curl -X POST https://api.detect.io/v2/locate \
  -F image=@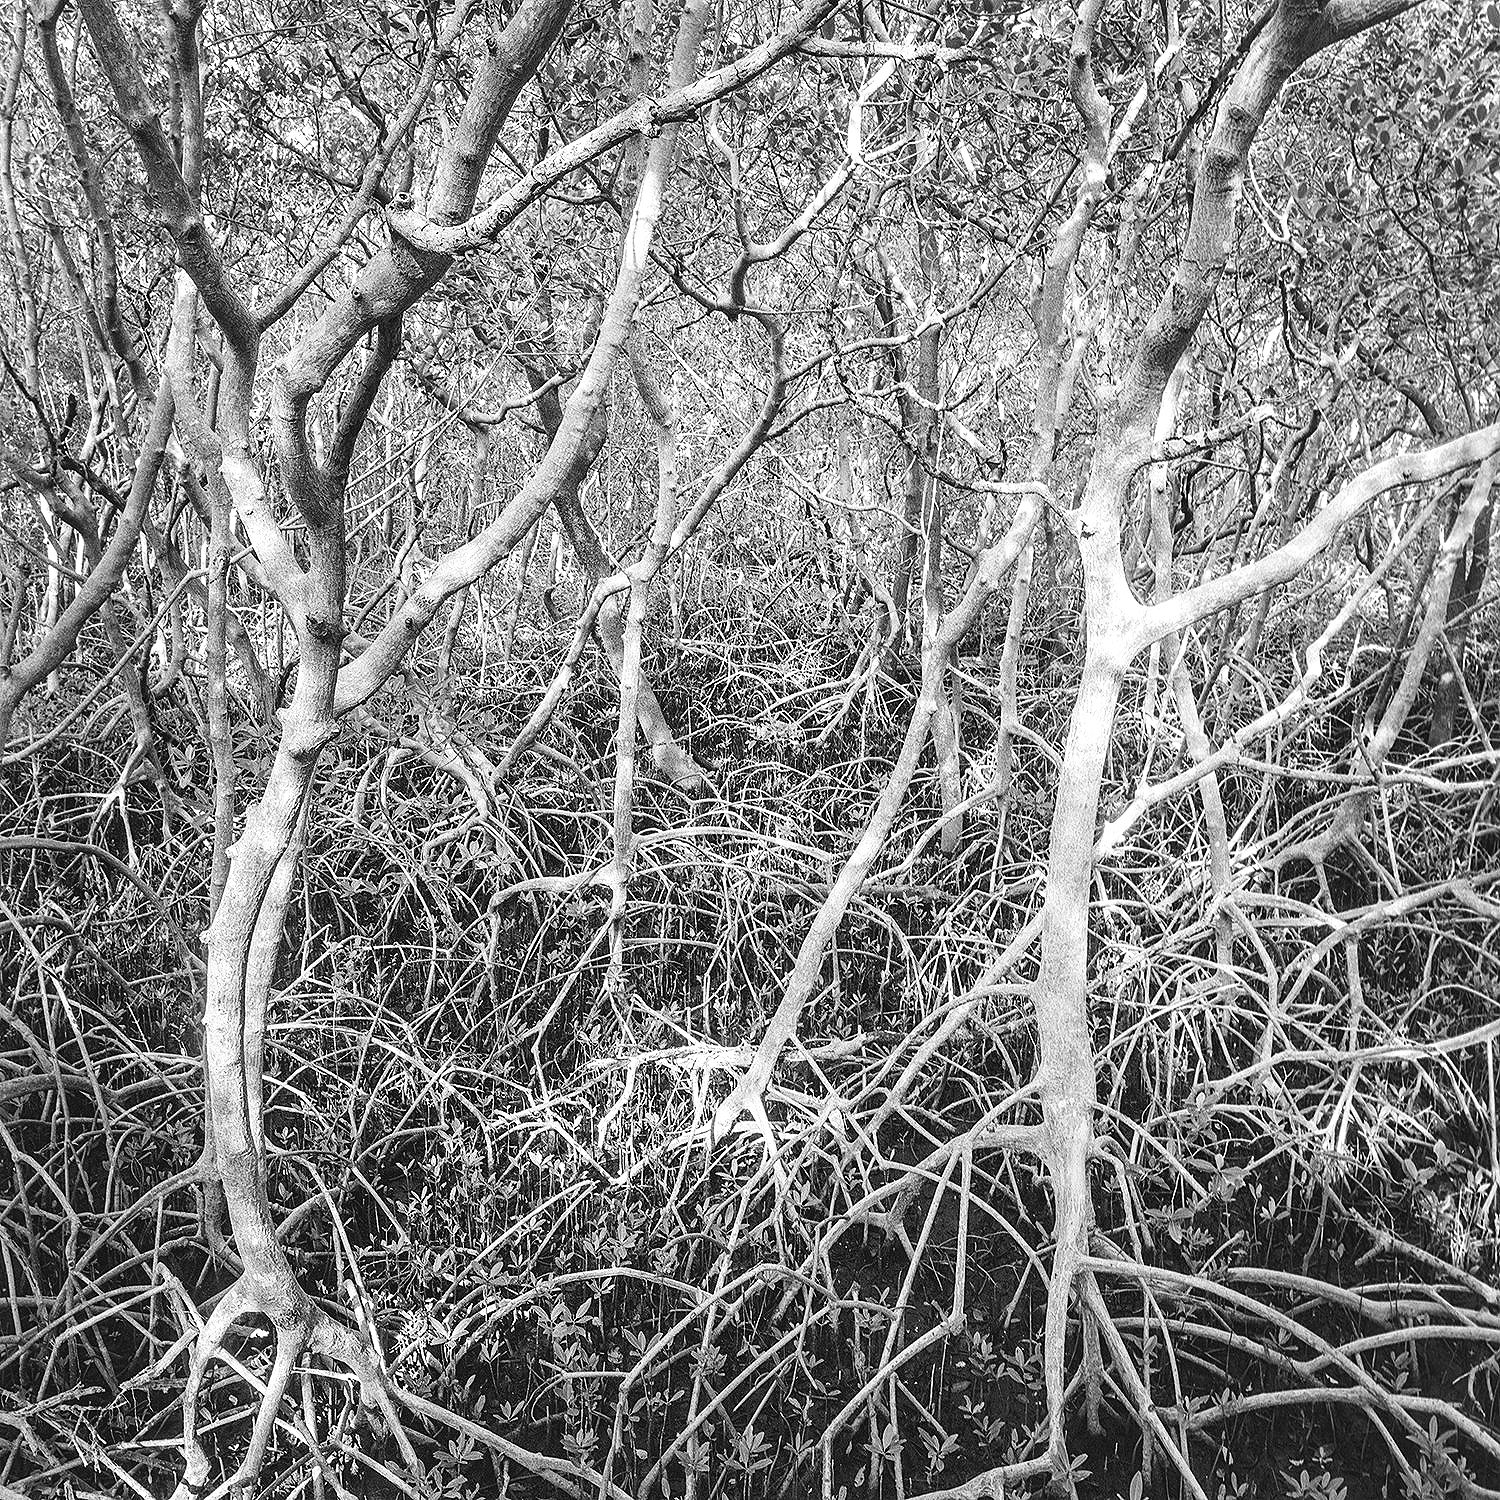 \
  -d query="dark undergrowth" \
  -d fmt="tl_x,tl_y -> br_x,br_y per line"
3,566 -> 1498,1500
